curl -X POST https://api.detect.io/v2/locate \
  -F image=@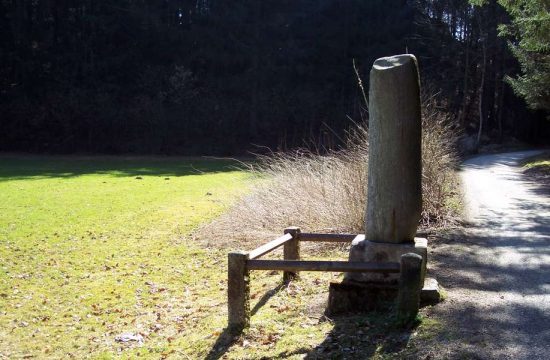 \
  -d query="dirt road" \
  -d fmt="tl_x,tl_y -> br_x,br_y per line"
419,150 -> 550,359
